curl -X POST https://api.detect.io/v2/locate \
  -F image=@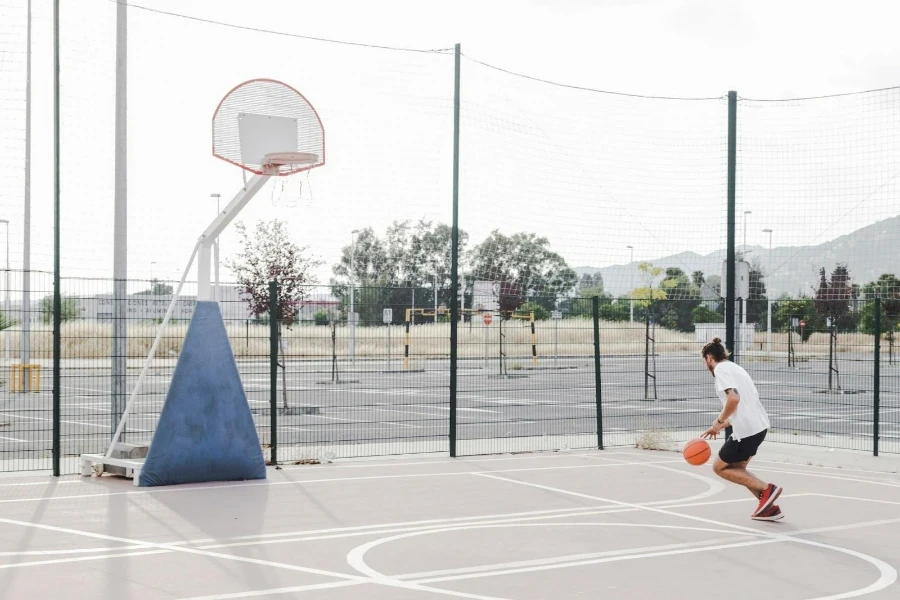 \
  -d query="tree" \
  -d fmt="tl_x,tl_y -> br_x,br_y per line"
331,220 -> 469,324
578,272 -> 604,295
225,219 -> 323,326
814,264 -> 854,390
40,294 -> 80,324
814,264 -> 854,330
468,231 -> 577,312
134,279 -> 174,296
859,273 -> 900,363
